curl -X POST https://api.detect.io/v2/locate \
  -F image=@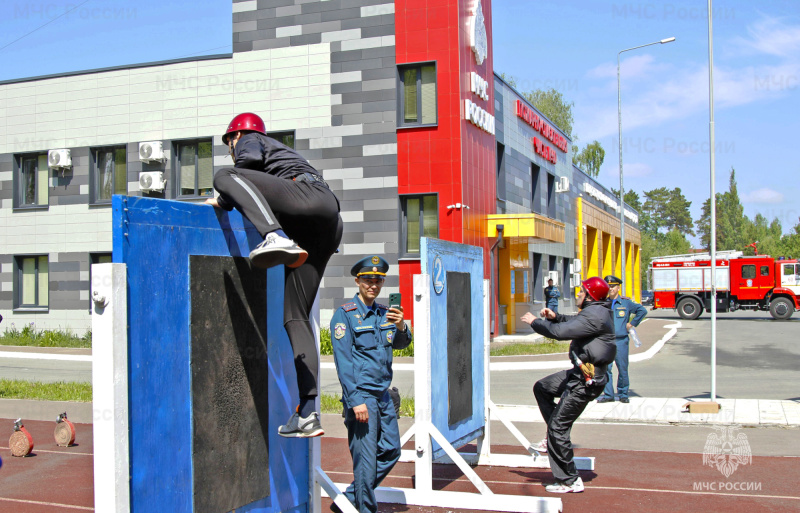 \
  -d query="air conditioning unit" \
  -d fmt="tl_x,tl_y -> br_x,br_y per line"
555,176 -> 569,193
48,149 -> 72,169
139,172 -> 166,192
139,141 -> 165,162
570,259 -> 582,274
547,271 -> 559,284
572,273 -> 582,286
